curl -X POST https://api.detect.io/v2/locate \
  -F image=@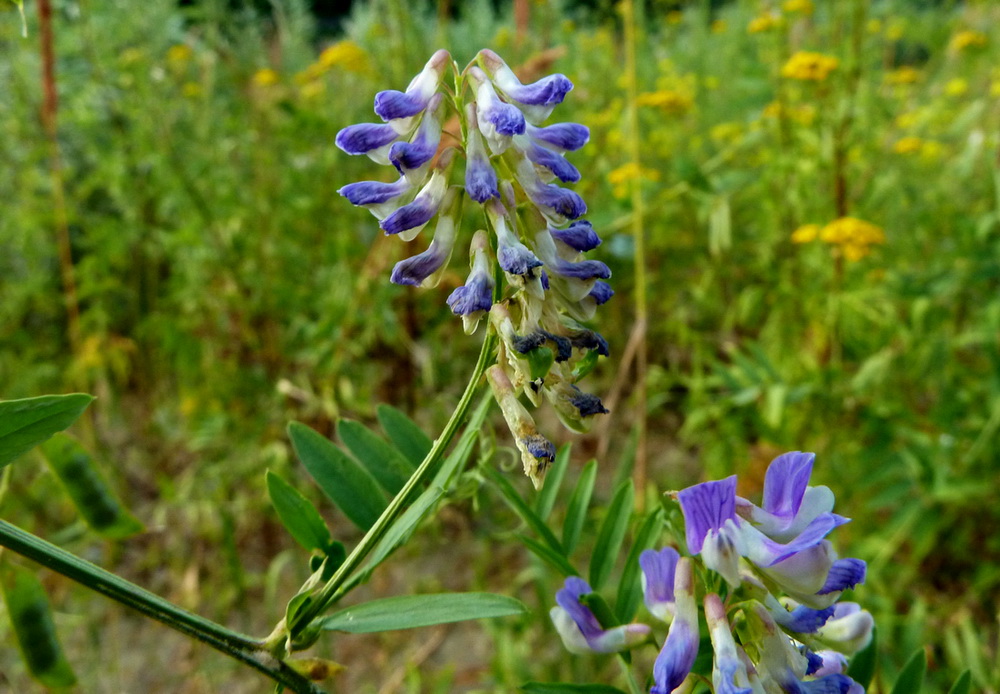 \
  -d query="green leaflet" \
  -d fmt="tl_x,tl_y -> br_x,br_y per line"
319,592 -> 525,633
39,433 -> 144,539
521,683 -> 627,694
562,459 -> 597,555
375,404 -> 432,468
890,648 -> 926,694
589,480 -> 634,591
265,470 -> 333,554
947,670 -> 972,694
337,418 -> 414,494
0,394 -> 94,470
287,421 -> 387,531
2,564 -> 77,687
